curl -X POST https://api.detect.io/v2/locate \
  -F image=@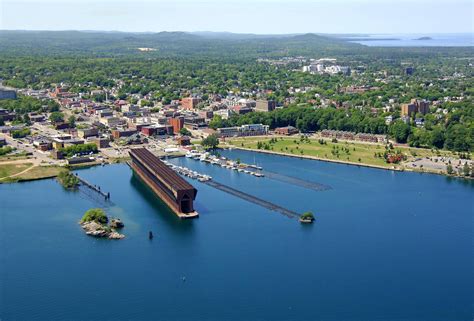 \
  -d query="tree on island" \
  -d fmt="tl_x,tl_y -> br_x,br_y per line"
201,133 -> 219,149
81,208 -> 108,224
300,211 -> 315,221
